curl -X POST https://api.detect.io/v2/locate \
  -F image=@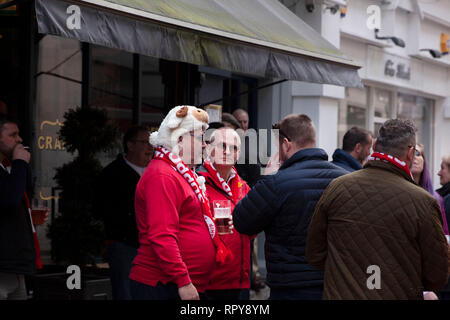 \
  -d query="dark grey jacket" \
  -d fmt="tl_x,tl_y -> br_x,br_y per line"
233,148 -> 347,289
